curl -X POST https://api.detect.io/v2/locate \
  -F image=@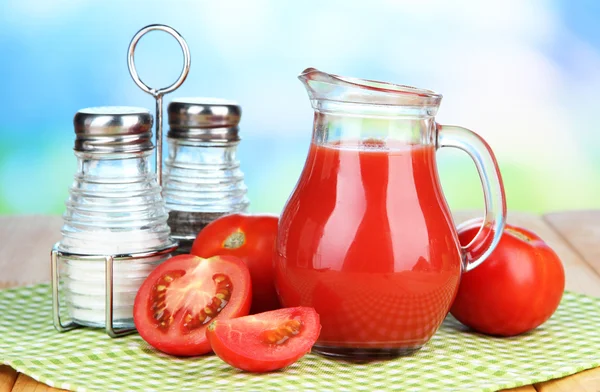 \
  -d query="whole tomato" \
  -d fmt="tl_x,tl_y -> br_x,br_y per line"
450,221 -> 565,336
191,213 -> 280,314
